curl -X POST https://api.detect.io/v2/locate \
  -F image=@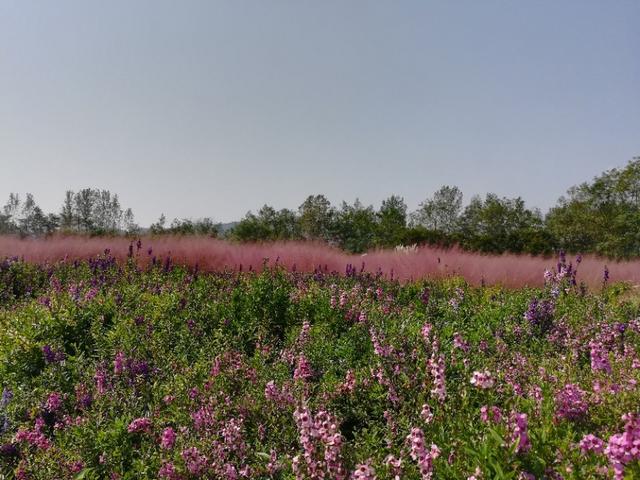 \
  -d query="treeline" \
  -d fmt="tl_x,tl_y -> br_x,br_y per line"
2,158 -> 640,258
0,189 -> 138,237
226,157 -> 640,258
